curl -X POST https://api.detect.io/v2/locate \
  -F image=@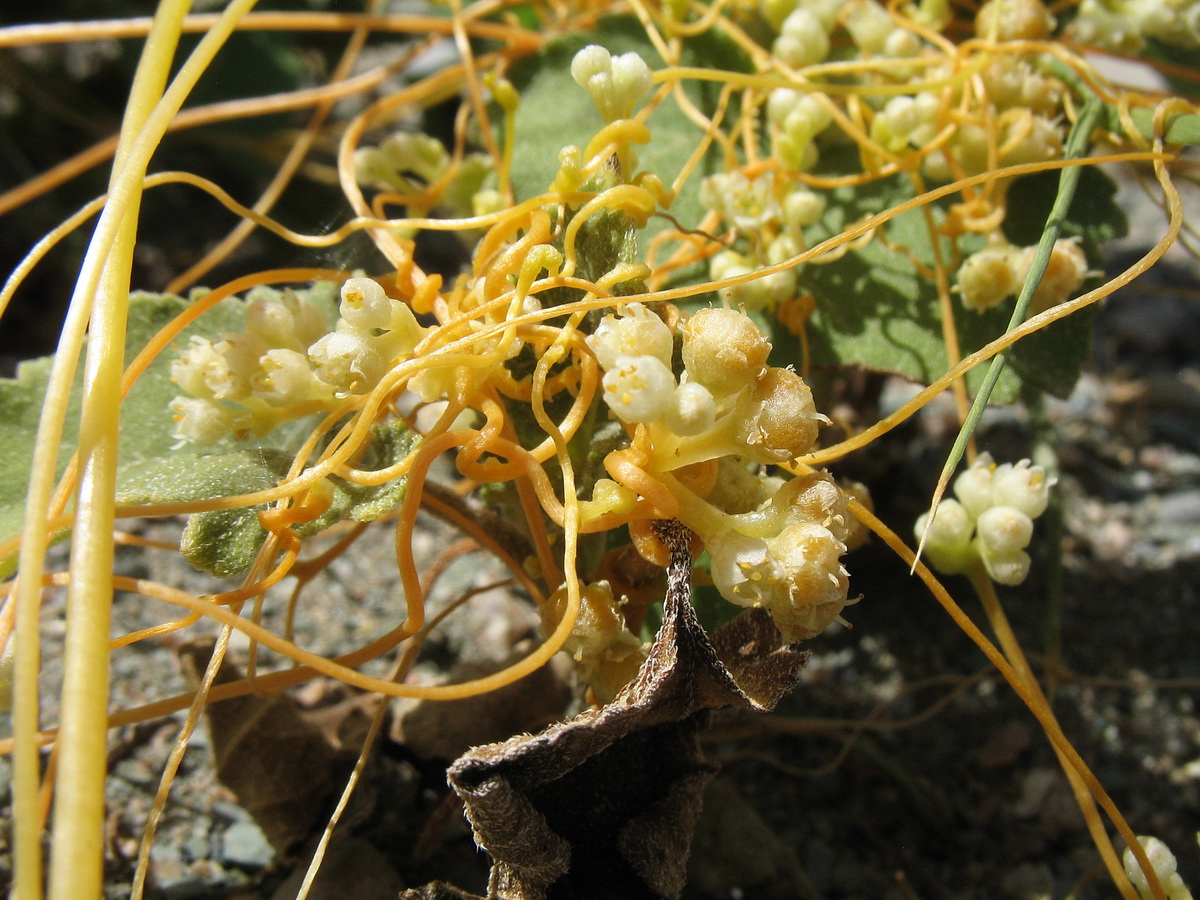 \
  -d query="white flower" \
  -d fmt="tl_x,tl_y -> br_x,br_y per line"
700,171 -> 782,233
170,336 -> 225,400
309,329 -> 387,397
708,522 -> 849,642
586,303 -> 674,371
990,459 -> 1053,518
1122,835 -> 1193,900
953,452 -> 997,518
600,354 -> 677,423
253,349 -> 331,408
169,397 -> 245,446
